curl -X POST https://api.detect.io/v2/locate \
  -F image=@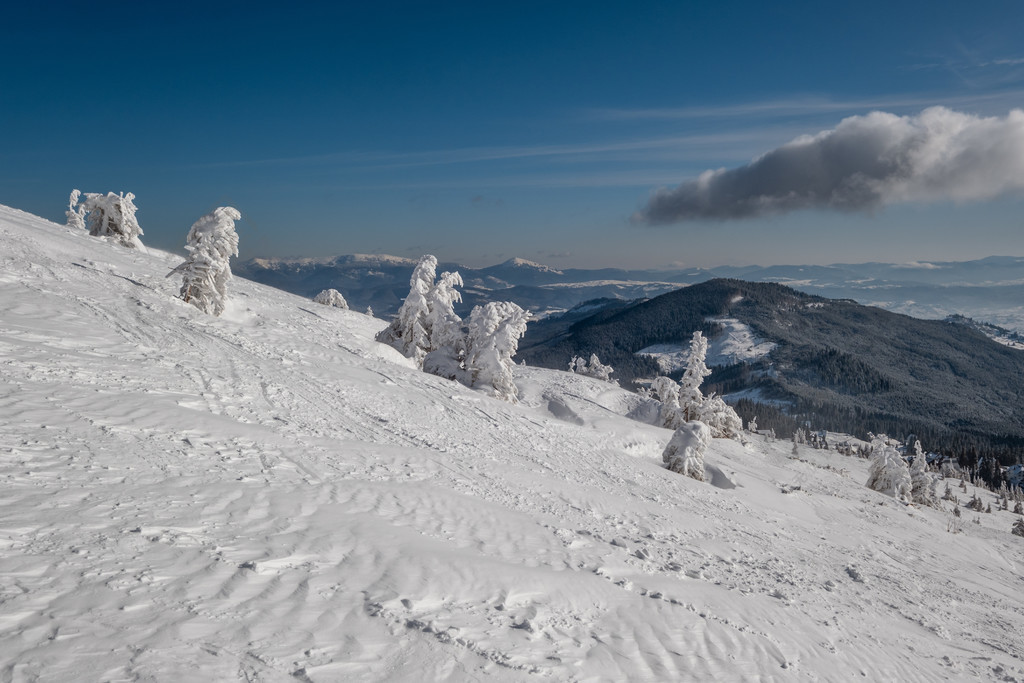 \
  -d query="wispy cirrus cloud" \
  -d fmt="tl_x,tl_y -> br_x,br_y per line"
590,90 -> 1024,122
199,129 -> 792,172
634,107 -> 1024,225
